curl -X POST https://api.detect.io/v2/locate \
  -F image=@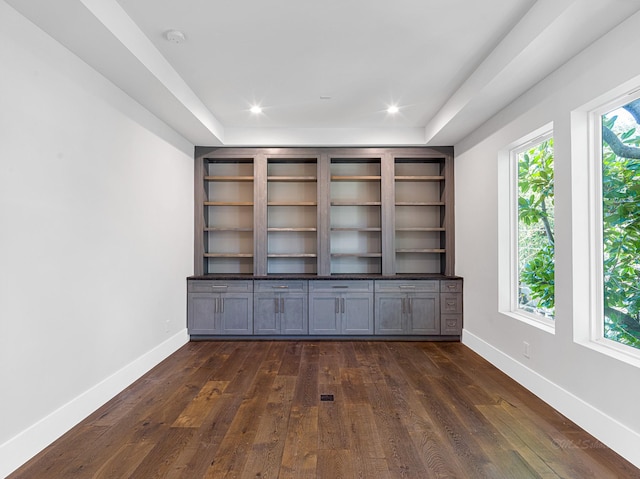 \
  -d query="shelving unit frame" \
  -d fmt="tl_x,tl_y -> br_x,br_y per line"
194,146 -> 455,277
